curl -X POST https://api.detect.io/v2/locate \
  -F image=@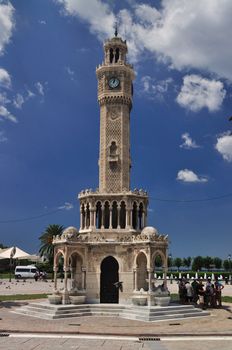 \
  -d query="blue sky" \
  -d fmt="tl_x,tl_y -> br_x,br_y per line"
0,0 -> 232,258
